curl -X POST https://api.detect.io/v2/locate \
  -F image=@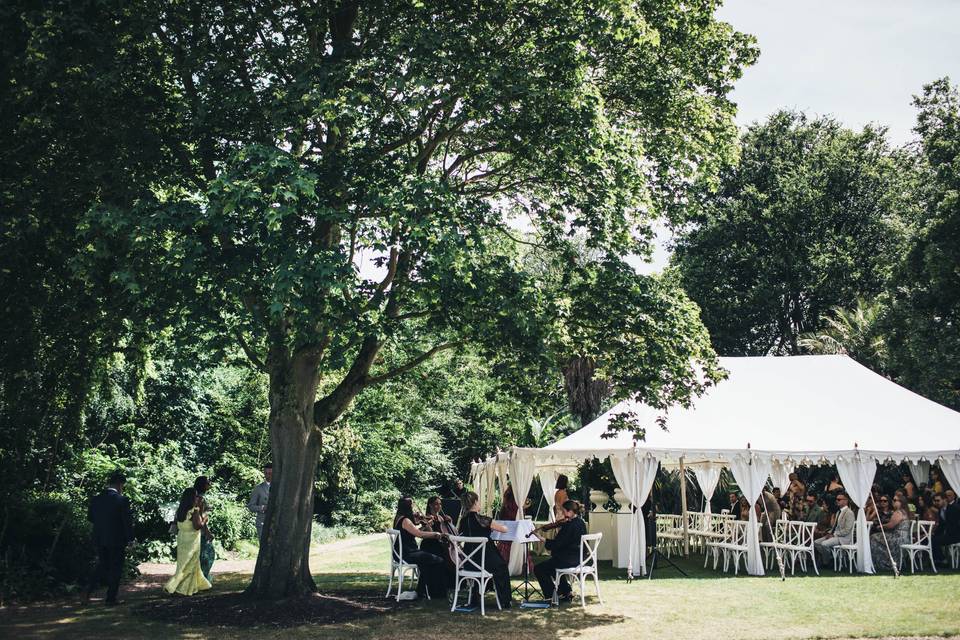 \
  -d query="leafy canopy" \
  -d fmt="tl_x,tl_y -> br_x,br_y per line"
80,0 -> 754,422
